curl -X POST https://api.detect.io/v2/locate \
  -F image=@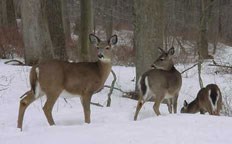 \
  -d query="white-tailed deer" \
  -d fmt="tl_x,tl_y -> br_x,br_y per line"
181,84 -> 222,115
17,34 -> 118,130
134,47 -> 182,120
